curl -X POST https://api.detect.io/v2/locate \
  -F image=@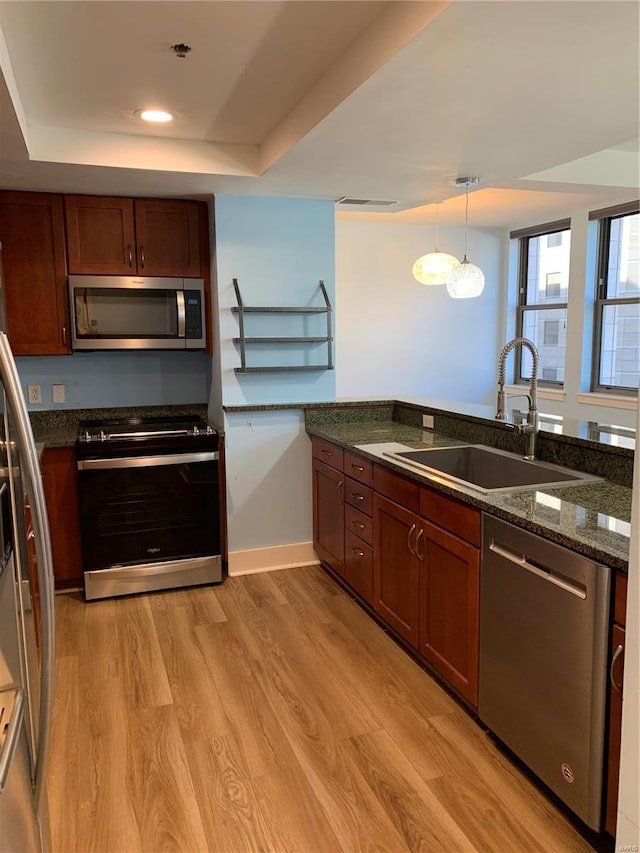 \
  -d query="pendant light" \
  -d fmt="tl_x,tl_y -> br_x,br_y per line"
412,203 -> 460,286
446,177 -> 485,299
